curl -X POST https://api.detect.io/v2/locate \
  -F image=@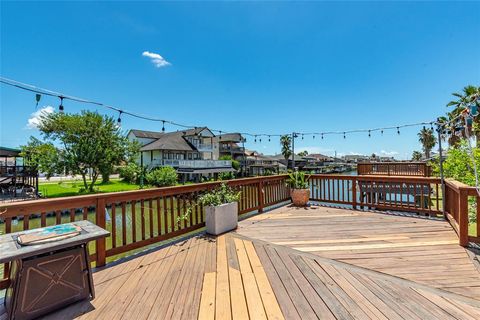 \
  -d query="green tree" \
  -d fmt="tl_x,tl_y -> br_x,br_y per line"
432,141 -> 478,186
38,110 -> 138,192
219,155 -> 240,171
146,166 -> 178,187
20,137 -> 61,179
417,127 -> 437,159
298,150 -> 309,157
280,135 -> 292,163
411,151 -> 423,161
